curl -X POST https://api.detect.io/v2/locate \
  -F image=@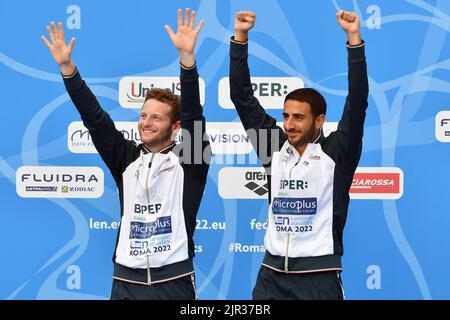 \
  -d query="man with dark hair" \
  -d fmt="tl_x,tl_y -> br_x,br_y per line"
42,8 -> 210,300
229,10 -> 368,299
